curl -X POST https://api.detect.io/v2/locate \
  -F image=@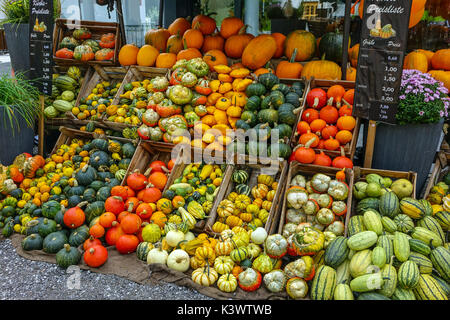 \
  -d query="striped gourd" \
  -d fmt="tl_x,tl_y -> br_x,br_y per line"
434,210 -> 450,231
347,231 -> 378,251
393,214 -> 414,233
430,274 -> 450,298
356,197 -> 380,215
371,246 -> 386,268
324,236 -> 349,268
349,249 -> 372,278
347,249 -> 356,260
335,260 -> 351,285
379,191 -> 400,218
429,246 -> 450,282
347,215 -> 366,237
392,287 -> 416,300
417,216 -> 446,245
393,231 -> 410,262
377,235 -> 394,262
232,170 -> 249,184
230,247 -> 248,262
313,250 -> 326,269
333,283 -> 354,300
235,184 -> 251,196
350,273 -> 384,292
357,292 -> 391,300
310,265 -> 337,300
408,238 -> 431,256
136,242 -> 153,261
397,260 -> 420,289
413,274 -> 448,300
399,198 -> 426,219
381,216 -> 397,233
363,210 -> 383,235
408,252 -> 433,274
377,263 -> 397,297
410,227 -> 443,247
419,199 -> 433,216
